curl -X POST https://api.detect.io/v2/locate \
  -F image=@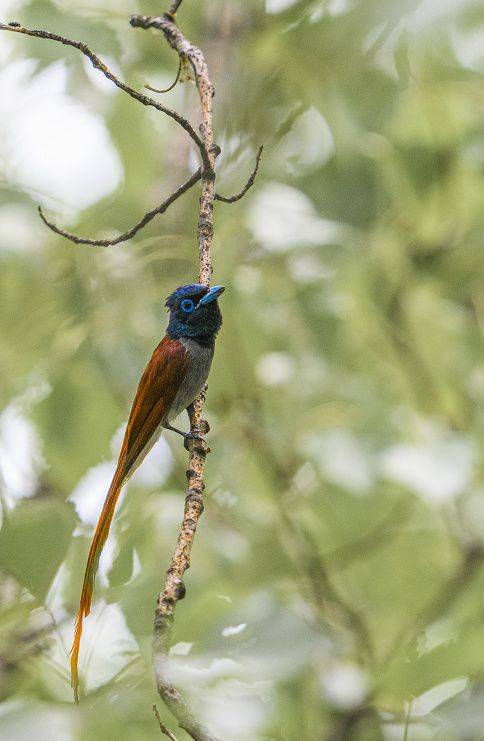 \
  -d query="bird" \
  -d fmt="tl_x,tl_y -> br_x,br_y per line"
70,283 -> 225,702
